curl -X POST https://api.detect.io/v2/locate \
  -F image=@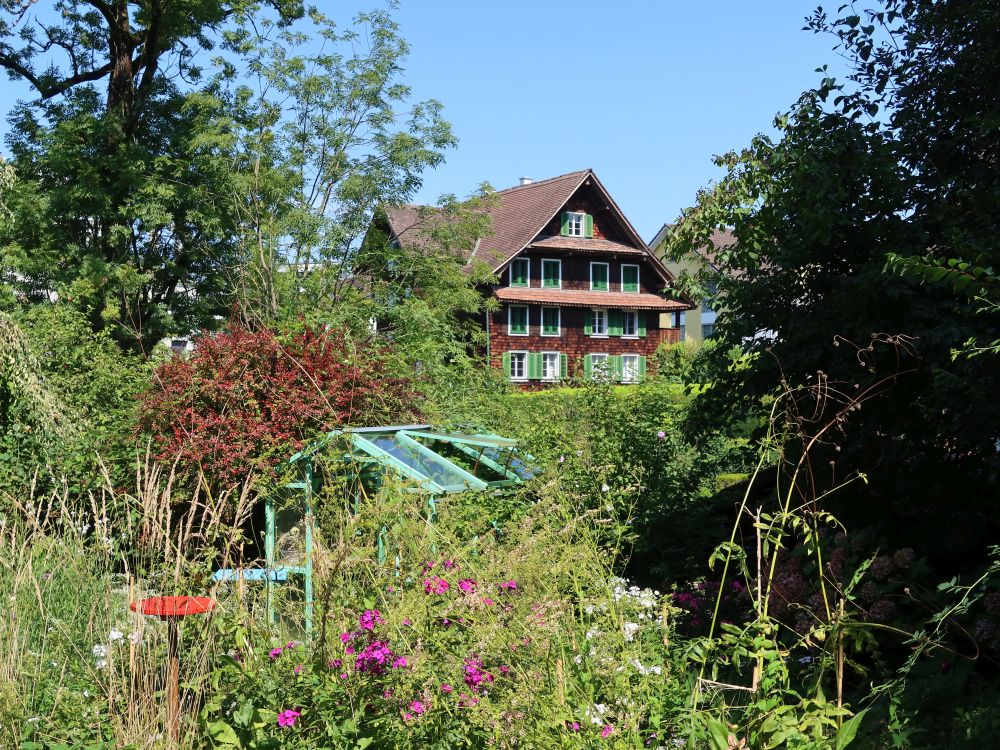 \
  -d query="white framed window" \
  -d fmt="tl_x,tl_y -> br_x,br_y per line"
541,258 -> 562,288
621,354 -> 640,383
622,310 -> 638,338
542,351 -> 561,381
590,262 -> 609,291
589,308 -> 608,337
566,212 -> 585,237
509,257 -> 530,287
588,353 -> 609,381
621,264 -> 640,293
508,351 -> 528,381
508,305 -> 529,336
541,306 -> 561,336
